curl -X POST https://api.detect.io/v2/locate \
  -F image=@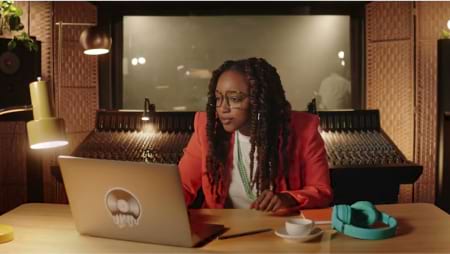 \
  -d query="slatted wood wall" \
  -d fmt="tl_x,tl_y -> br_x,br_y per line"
415,2 -> 450,203
366,2 -> 450,203
366,2 -> 415,202
0,122 -> 27,214
47,1 -> 98,203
